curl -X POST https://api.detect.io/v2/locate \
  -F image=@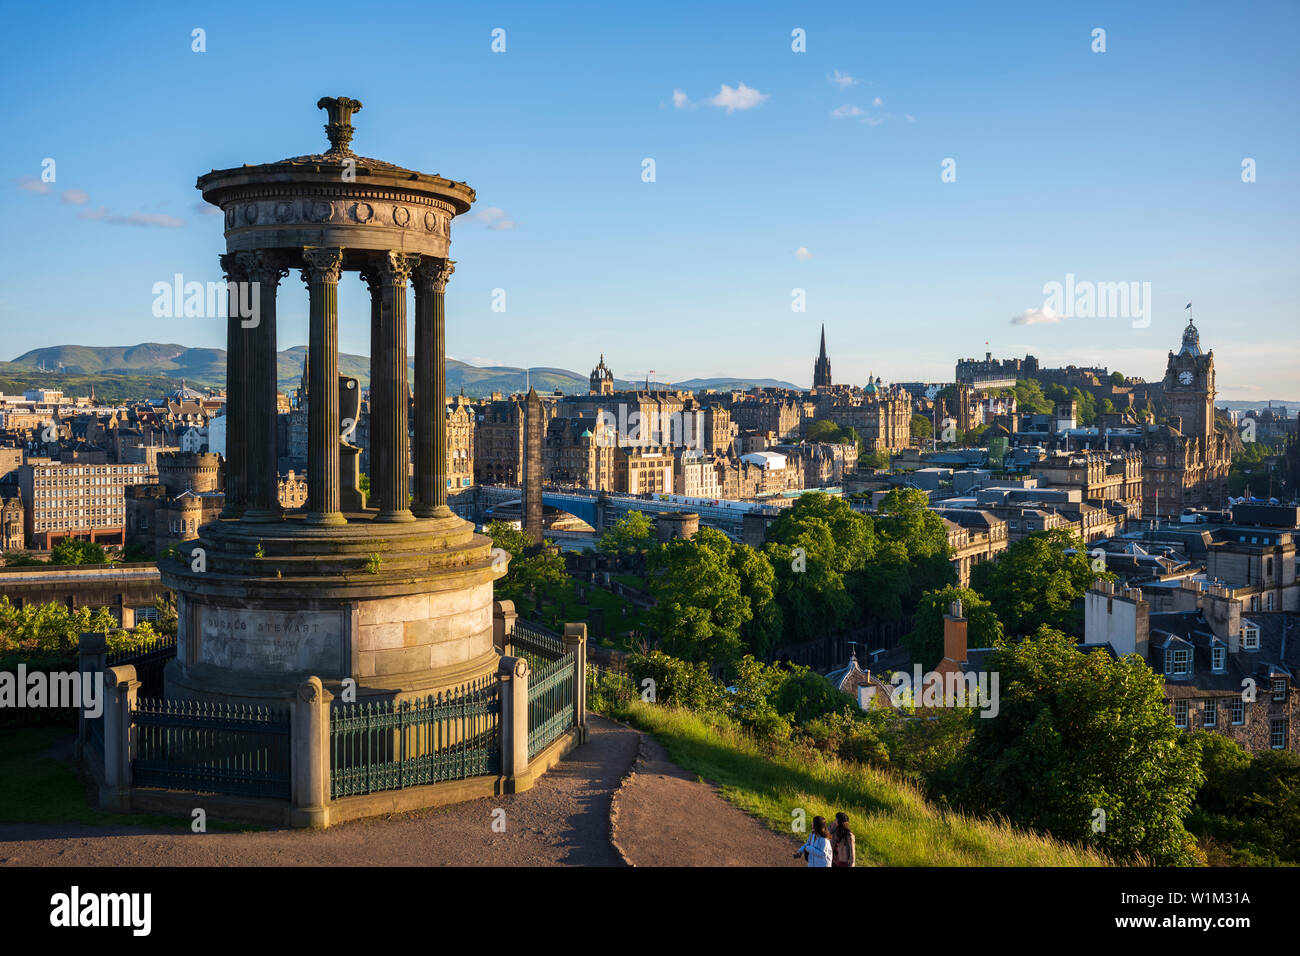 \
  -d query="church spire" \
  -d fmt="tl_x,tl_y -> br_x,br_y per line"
812,325 -> 832,389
